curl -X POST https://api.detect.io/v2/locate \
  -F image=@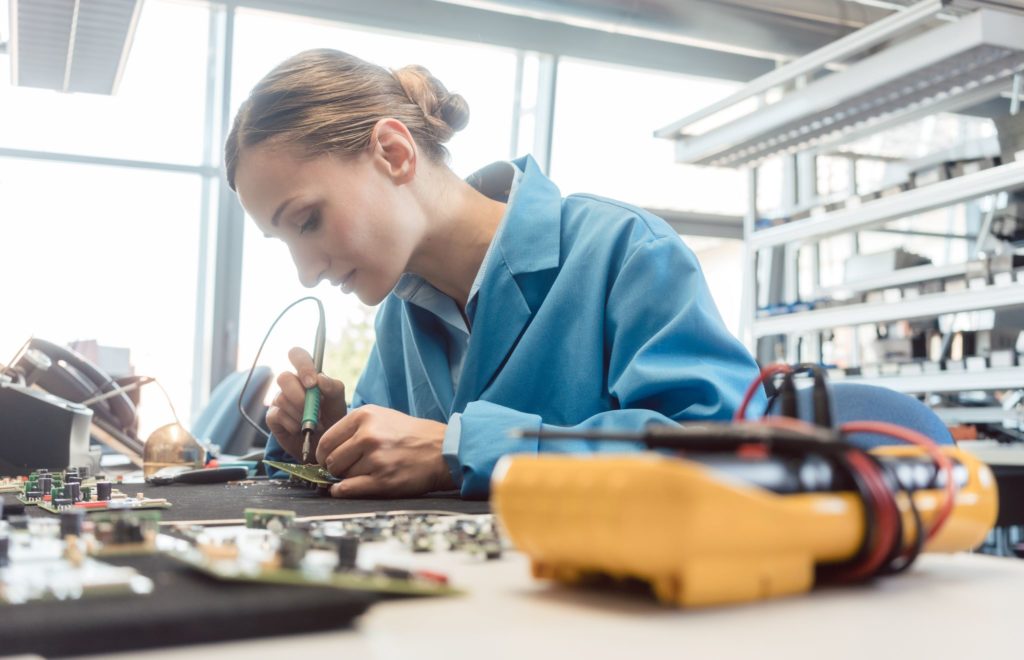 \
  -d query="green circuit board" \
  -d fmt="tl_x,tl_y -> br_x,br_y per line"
264,460 -> 340,485
170,549 -> 458,597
